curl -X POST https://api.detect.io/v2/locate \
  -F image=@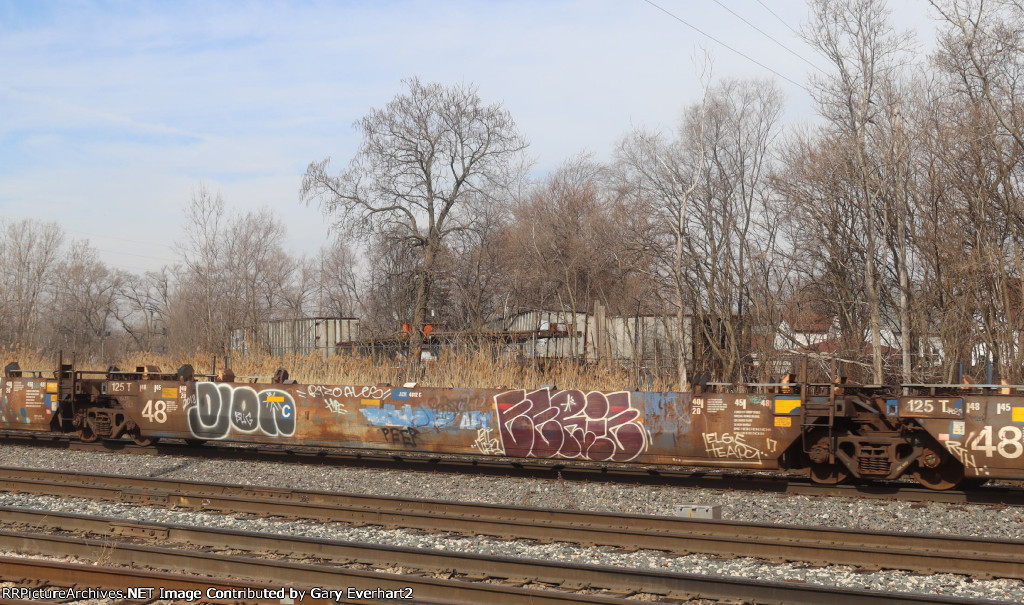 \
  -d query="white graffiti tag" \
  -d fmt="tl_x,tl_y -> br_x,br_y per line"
703,432 -> 771,460
325,399 -> 348,416
946,439 -> 985,473
472,427 -> 503,455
